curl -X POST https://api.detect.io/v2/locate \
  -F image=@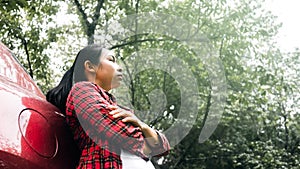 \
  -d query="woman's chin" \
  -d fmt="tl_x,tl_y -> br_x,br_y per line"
111,82 -> 121,89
